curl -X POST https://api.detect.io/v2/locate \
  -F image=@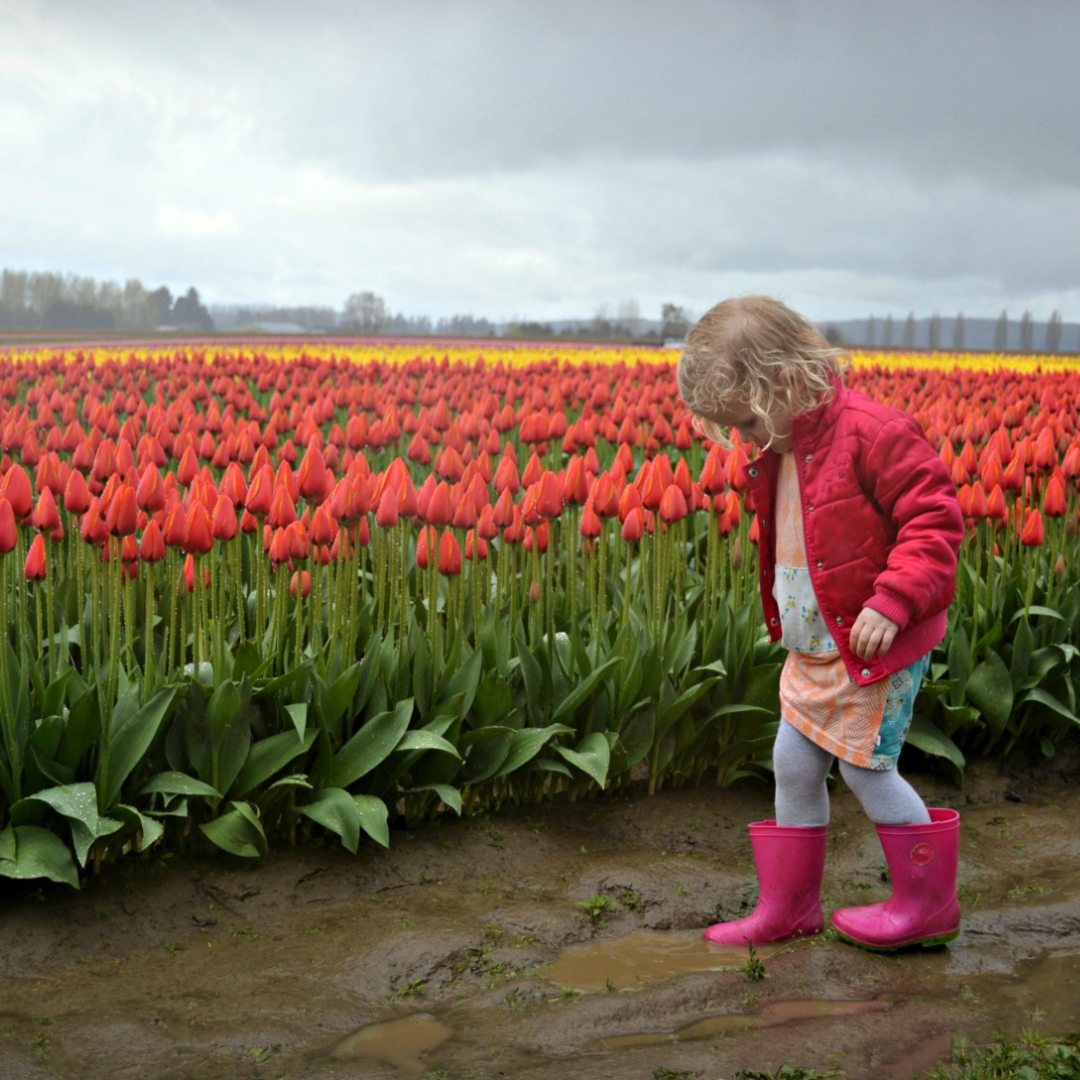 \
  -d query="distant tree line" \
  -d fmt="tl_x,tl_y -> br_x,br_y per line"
849,308 -> 1075,352
0,269 -> 214,332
